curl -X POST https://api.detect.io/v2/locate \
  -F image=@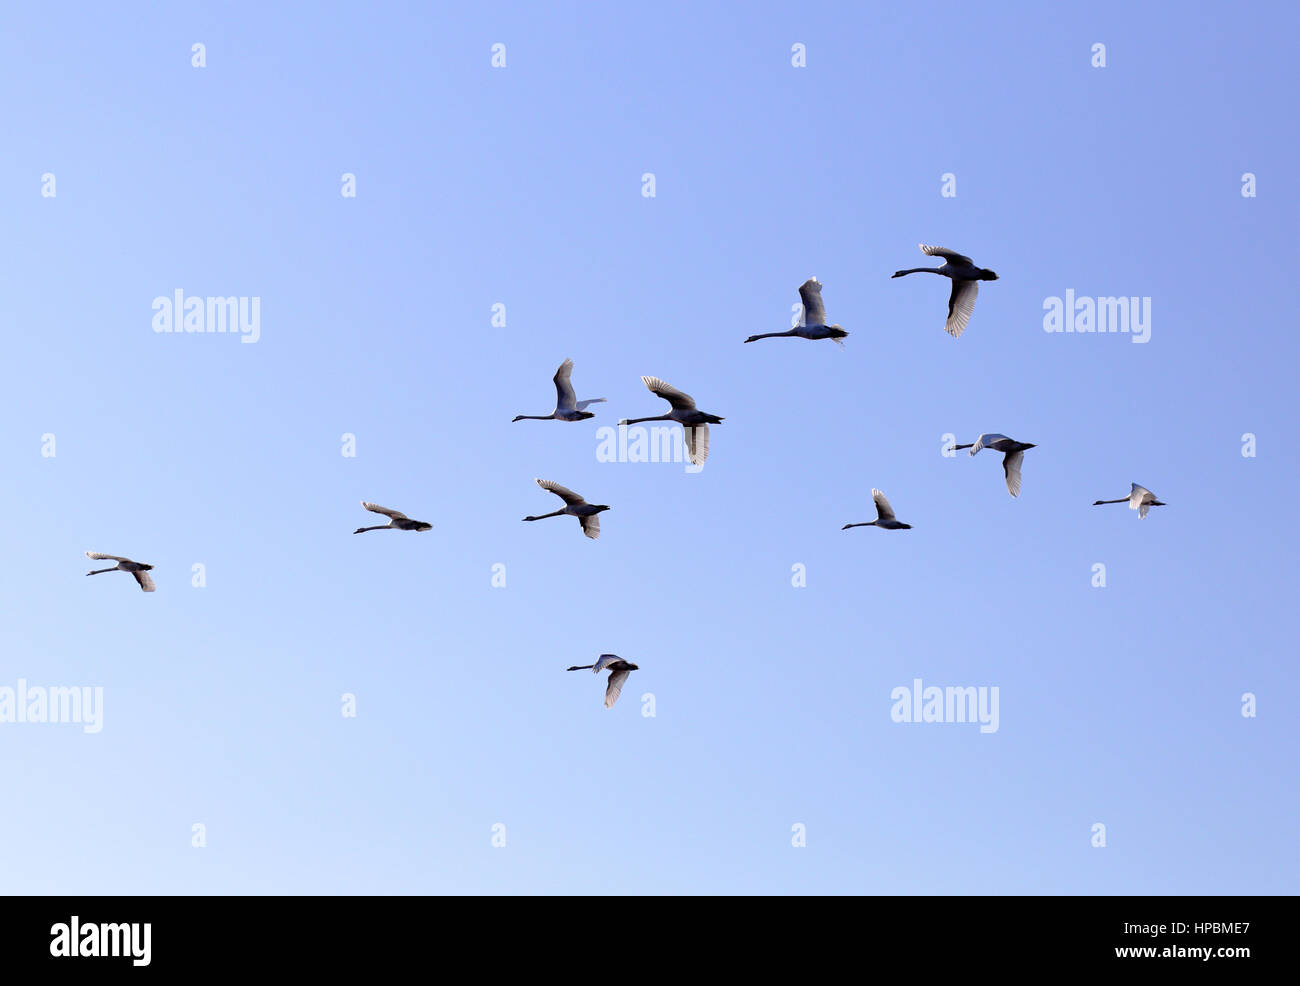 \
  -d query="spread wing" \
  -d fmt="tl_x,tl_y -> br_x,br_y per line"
553,358 -> 578,412
593,654 -> 622,673
361,502 -> 408,520
536,478 -> 586,506
685,423 -> 709,466
86,552 -> 131,562
797,278 -> 827,326
921,244 -> 974,265
133,570 -> 156,592
604,670 -> 629,709
580,513 -> 601,540
872,488 -> 896,522
641,376 -> 696,410
1003,450 -> 1024,498
946,280 -> 979,338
